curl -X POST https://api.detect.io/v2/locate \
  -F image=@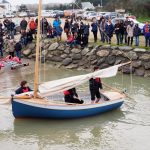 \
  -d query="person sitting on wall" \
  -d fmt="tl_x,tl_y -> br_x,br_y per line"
15,81 -> 32,95
63,88 -> 84,104
89,66 -> 103,104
